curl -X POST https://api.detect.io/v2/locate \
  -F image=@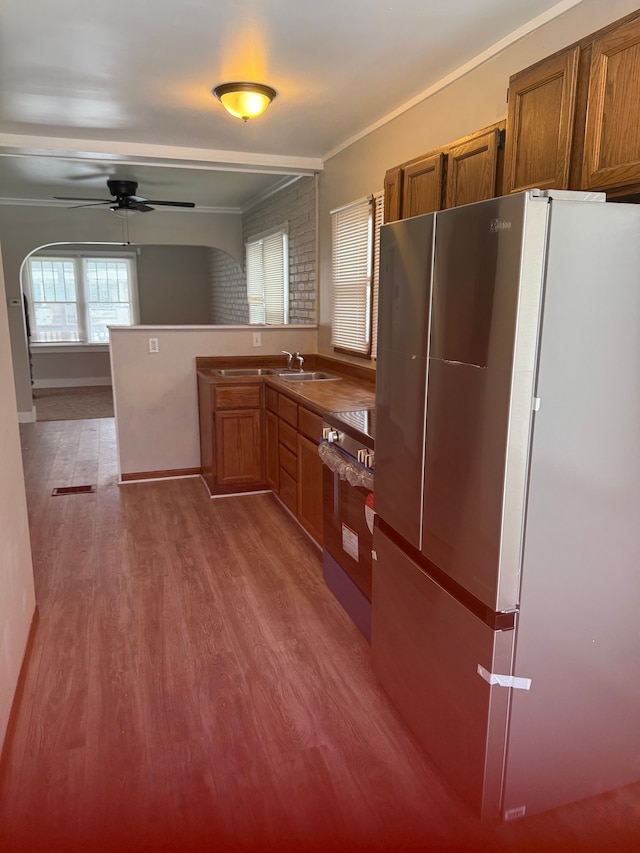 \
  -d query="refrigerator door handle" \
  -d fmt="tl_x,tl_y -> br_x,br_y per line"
477,664 -> 532,690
